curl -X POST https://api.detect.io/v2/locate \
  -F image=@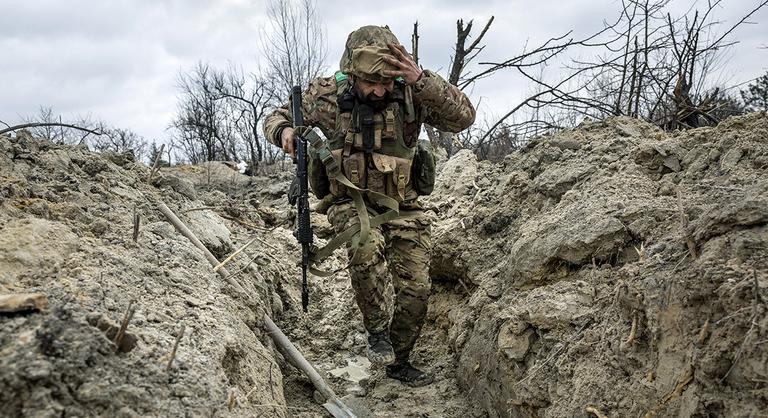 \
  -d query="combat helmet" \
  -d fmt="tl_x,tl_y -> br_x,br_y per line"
340,25 -> 400,83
